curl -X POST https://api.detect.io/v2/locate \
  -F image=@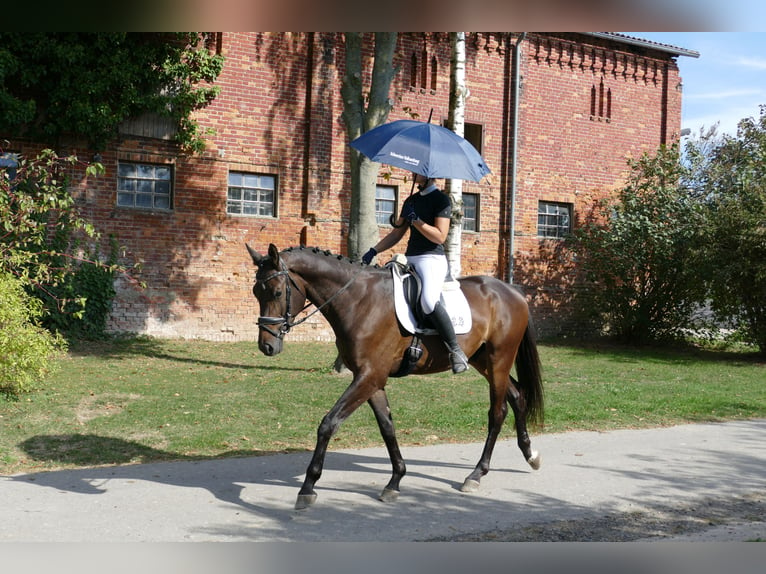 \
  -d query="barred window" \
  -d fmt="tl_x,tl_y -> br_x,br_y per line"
227,172 -> 276,217
463,193 -> 479,232
538,201 -> 572,238
117,162 -> 172,210
375,184 -> 397,225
